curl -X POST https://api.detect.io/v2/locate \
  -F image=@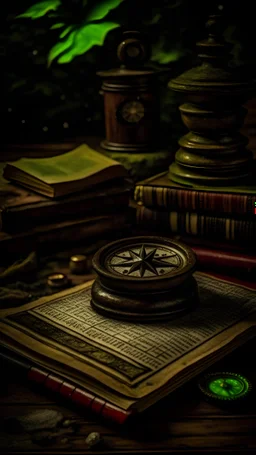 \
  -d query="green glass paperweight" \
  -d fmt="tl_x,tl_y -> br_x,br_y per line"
198,372 -> 252,405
